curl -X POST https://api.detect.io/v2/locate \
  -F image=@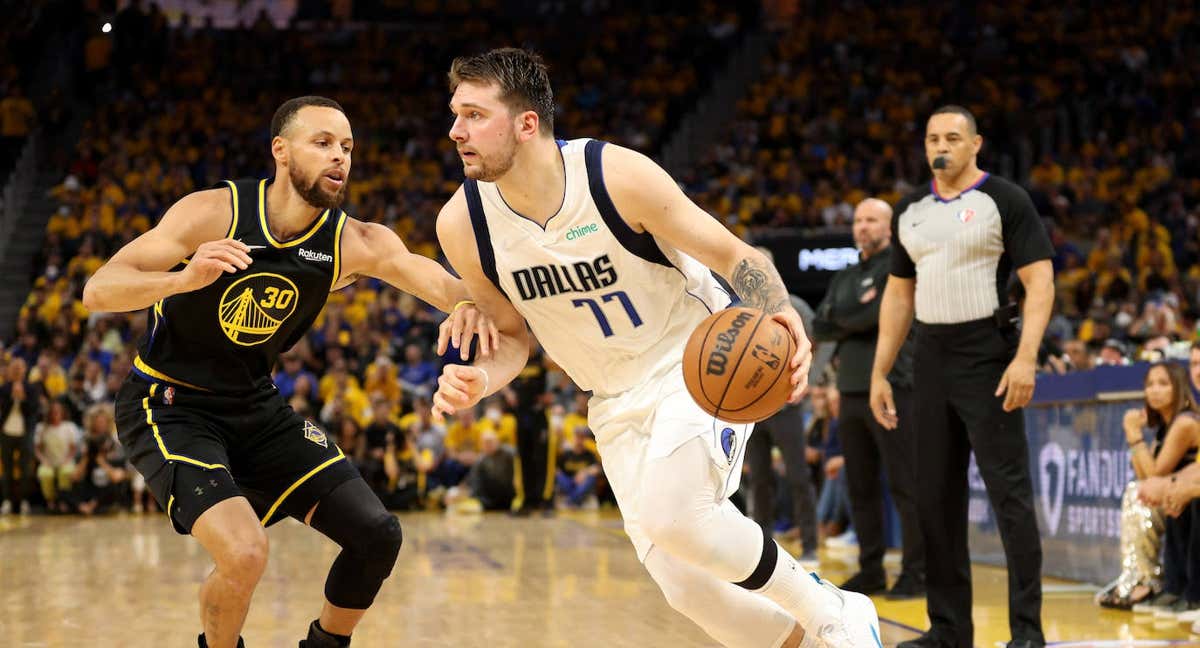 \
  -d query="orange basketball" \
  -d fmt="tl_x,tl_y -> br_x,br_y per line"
682,307 -> 795,424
